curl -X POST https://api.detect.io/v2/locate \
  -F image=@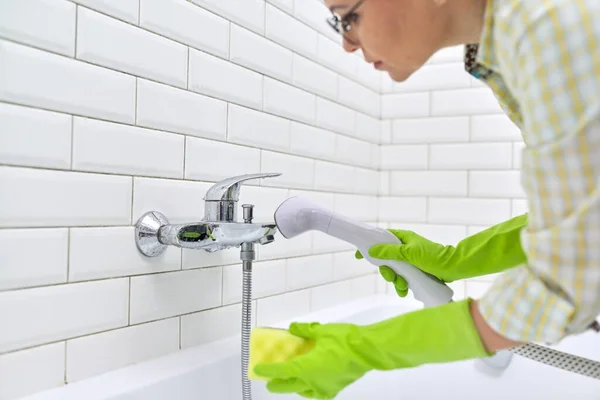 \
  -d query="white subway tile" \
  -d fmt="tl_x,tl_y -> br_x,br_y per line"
77,8 -> 188,88
0,103 -> 71,169
130,268 -> 222,324
137,79 -> 227,141
334,194 -> 378,222
467,225 -> 488,236
382,93 -> 430,118
381,120 -> 392,144
293,54 -> 338,100
430,143 -> 513,170
338,76 -> 380,117
260,227 -> 313,260
316,98 -> 355,136
267,0 -> 294,13
260,151 -> 315,190
238,185 -> 290,222
230,24 -> 293,82
256,289 -> 311,326
350,275 -> 377,299
0,0 -> 75,56
429,198 -> 511,225
72,117 -> 184,178
449,281 -> 466,300
428,45 -> 465,64
132,177 -> 211,225
0,342 -> 65,400
391,223 -> 468,246
310,280 -> 353,311
512,199 -> 529,217
287,190 -> 335,210
0,167 -> 132,227
431,88 -> 502,116
0,279 -> 128,353
266,5 -> 318,58
380,171 -> 390,196
380,145 -> 428,170
354,167 -> 379,195
290,122 -> 336,160
335,135 -> 372,168
183,247 -> 241,270
191,0 -> 265,35
181,303 -> 254,348
314,161 -> 355,193
66,318 -> 178,383
356,57 -> 384,92
333,251 -> 372,281
140,0 -> 230,59
263,78 -> 316,125
71,0 -> 139,24
471,115 -> 522,142
287,254 -> 334,291
380,73 -> 395,93
189,49 -> 263,110
293,0 -> 336,41
69,227 -> 181,281
356,113 -> 381,143
185,137 -> 261,182
0,40 -> 135,123
513,142 -> 525,169
469,171 -> 526,198
317,35 -> 358,79
390,171 -> 468,196
223,259 -> 287,304
378,197 -> 427,223
371,143 -> 380,169
228,104 -> 290,152
393,63 -> 471,93
0,229 -> 67,291
393,117 -> 469,144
